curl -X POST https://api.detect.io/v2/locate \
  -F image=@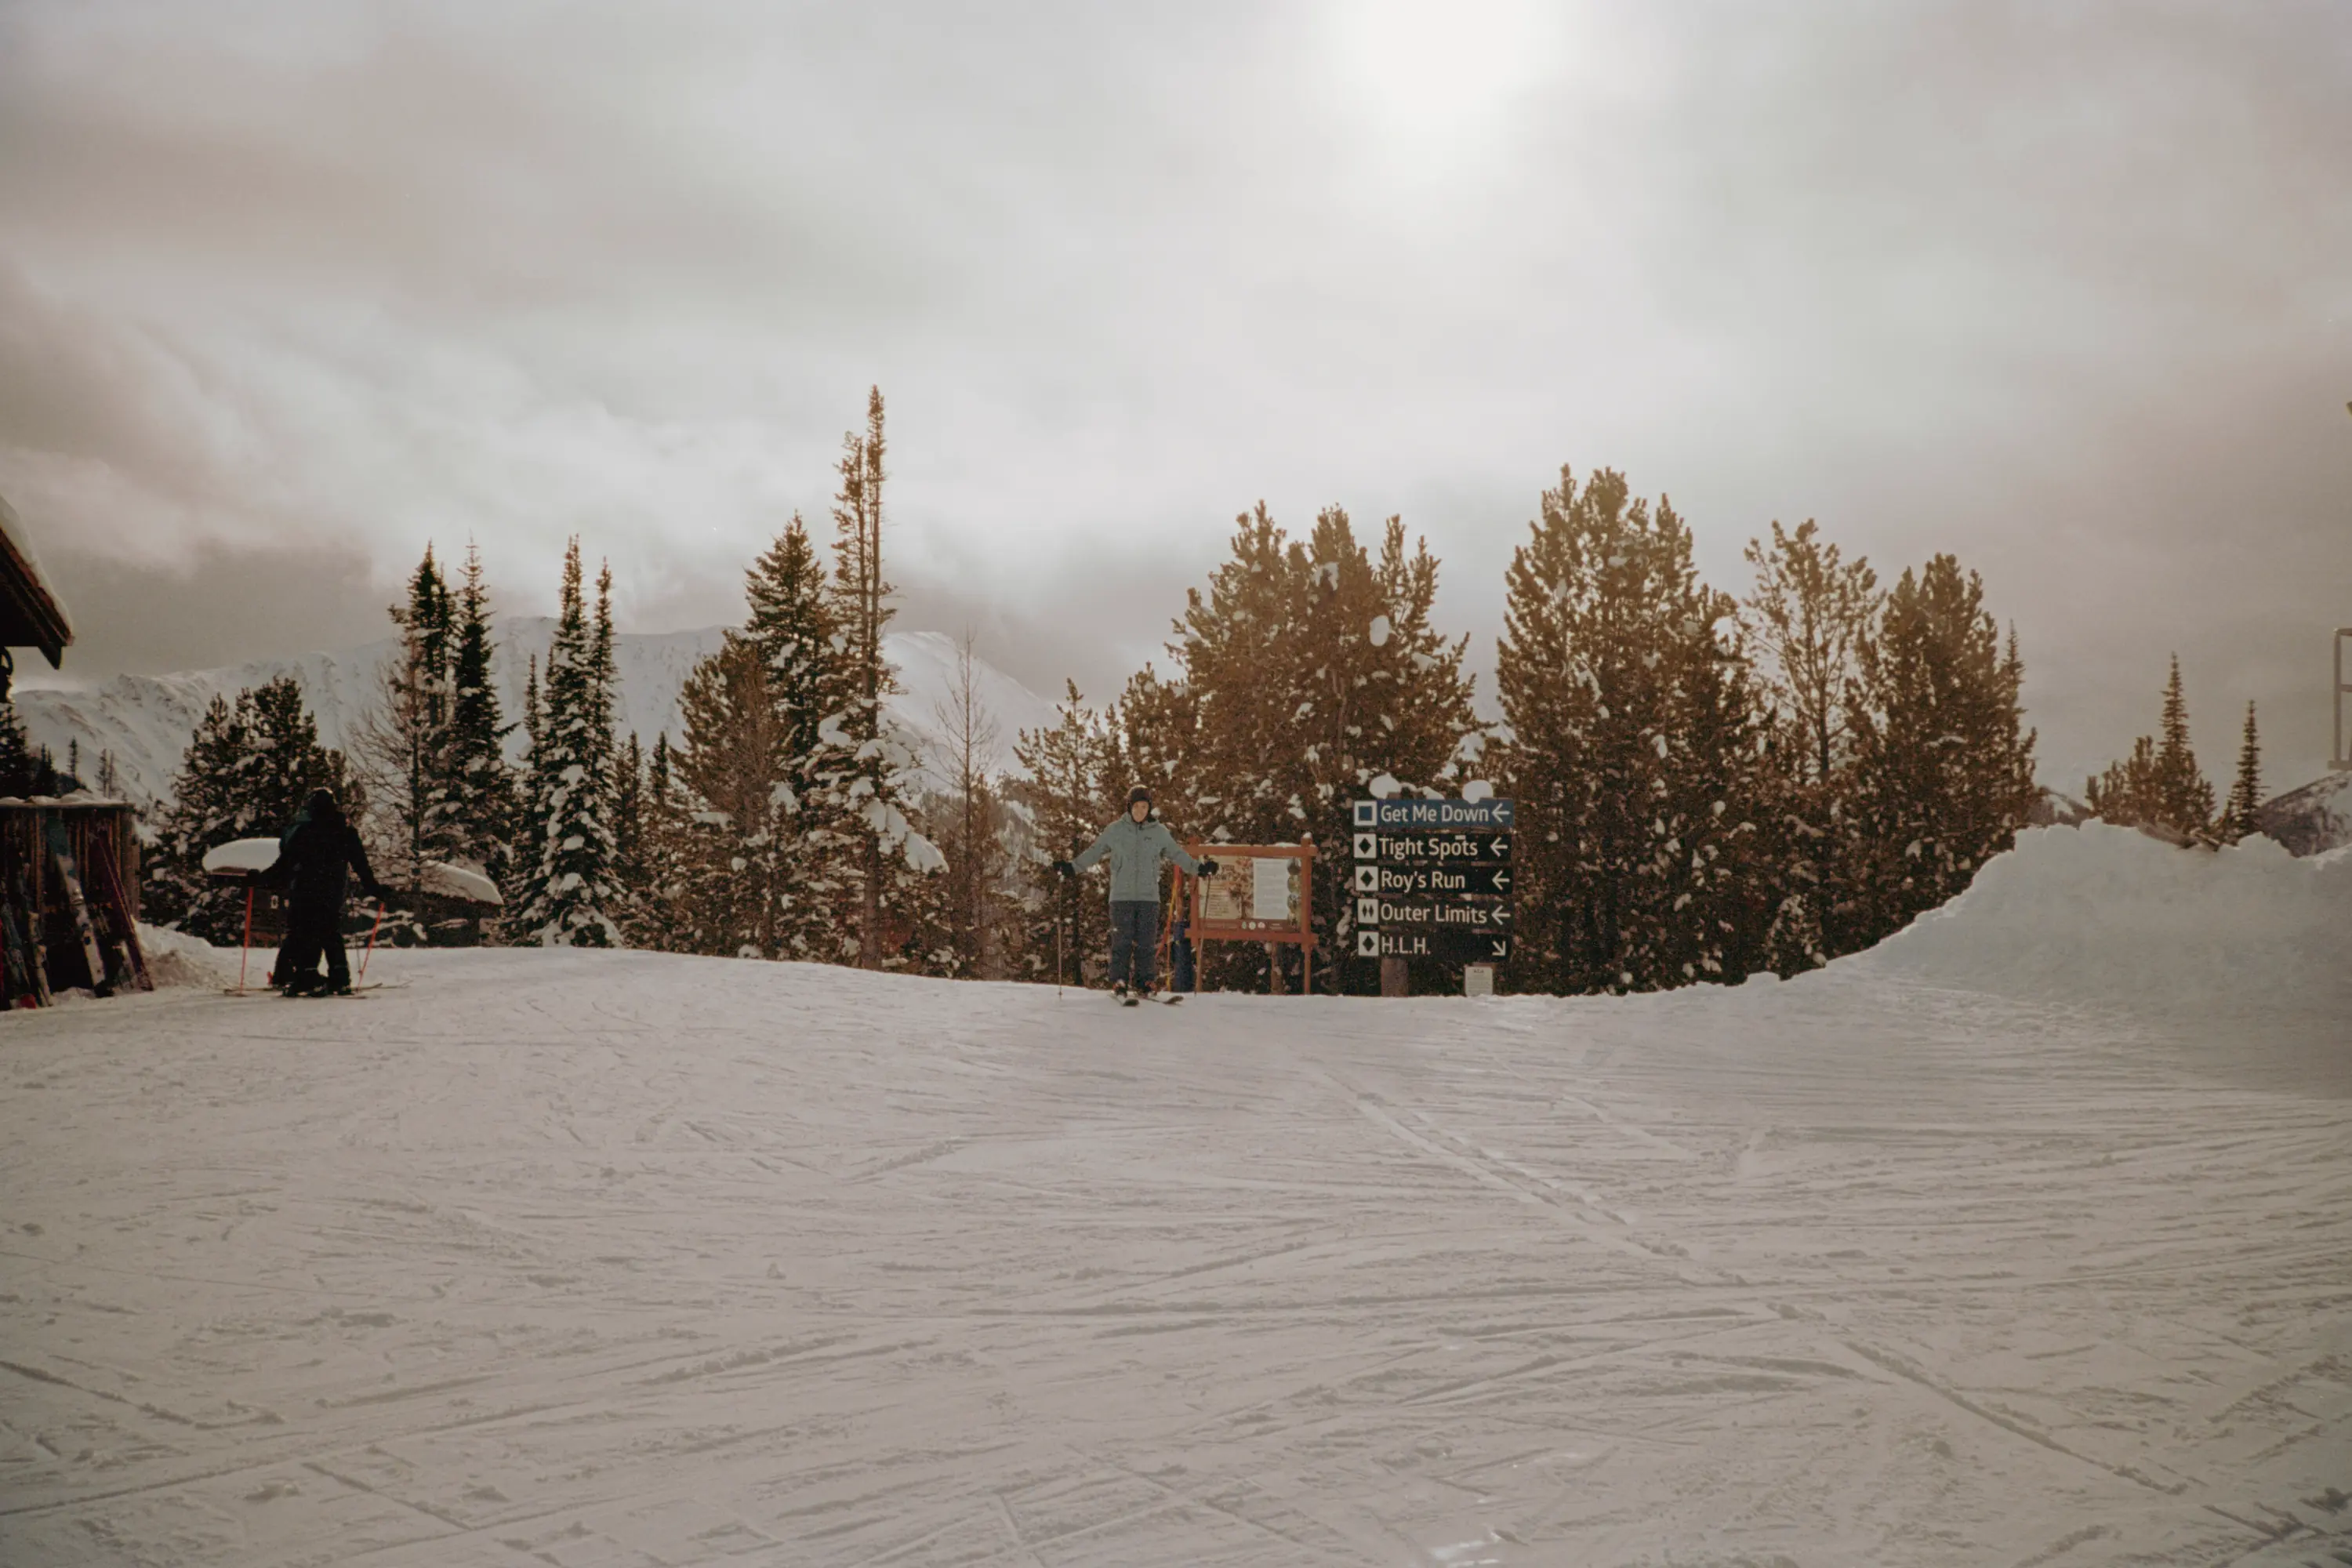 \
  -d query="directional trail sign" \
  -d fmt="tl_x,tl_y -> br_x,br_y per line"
1352,798 -> 1513,830
1352,861 -> 1512,898
1352,797 -> 1514,970
1355,894 -> 1509,931
1351,830 -> 1512,864
1356,927 -> 1512,963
